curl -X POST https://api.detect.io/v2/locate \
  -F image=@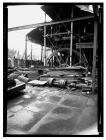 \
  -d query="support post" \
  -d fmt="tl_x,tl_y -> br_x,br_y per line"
51,48 -> 53,67
25,35 -> 27,67
78,22 -> 81,64
92,19 -> 98,92
31,43 -> 32,66
41,45 -> 43,62
70,7 -> 73,66
44,13 -> 46,67
79,38 -> 81,64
